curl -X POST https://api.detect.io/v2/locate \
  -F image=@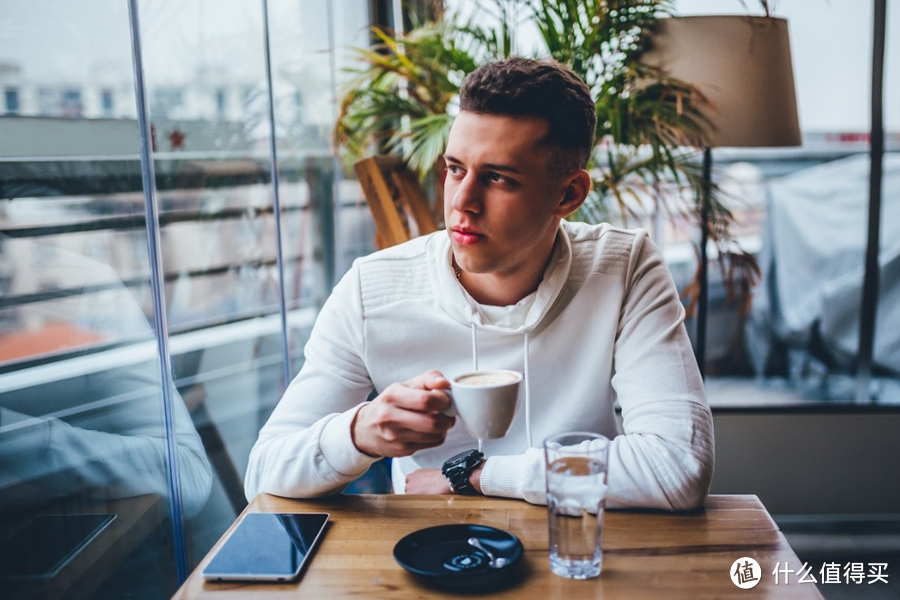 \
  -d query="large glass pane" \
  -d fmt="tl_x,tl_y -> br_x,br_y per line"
268,0 -> 375,379
267,0 -> 383,492
2,0 -> 381,595
134,0 -> 376,571
0,2 -> 208,599
134,0 -> 281,569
